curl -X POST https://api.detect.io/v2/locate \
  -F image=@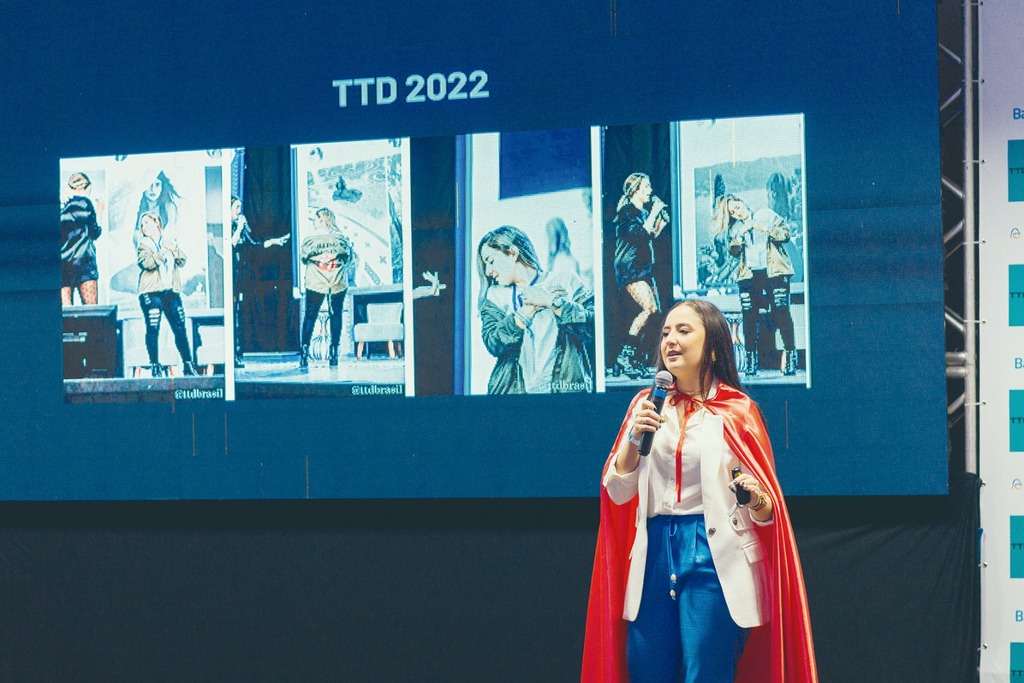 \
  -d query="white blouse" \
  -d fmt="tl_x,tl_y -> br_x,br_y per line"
603,400 -> 713,518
